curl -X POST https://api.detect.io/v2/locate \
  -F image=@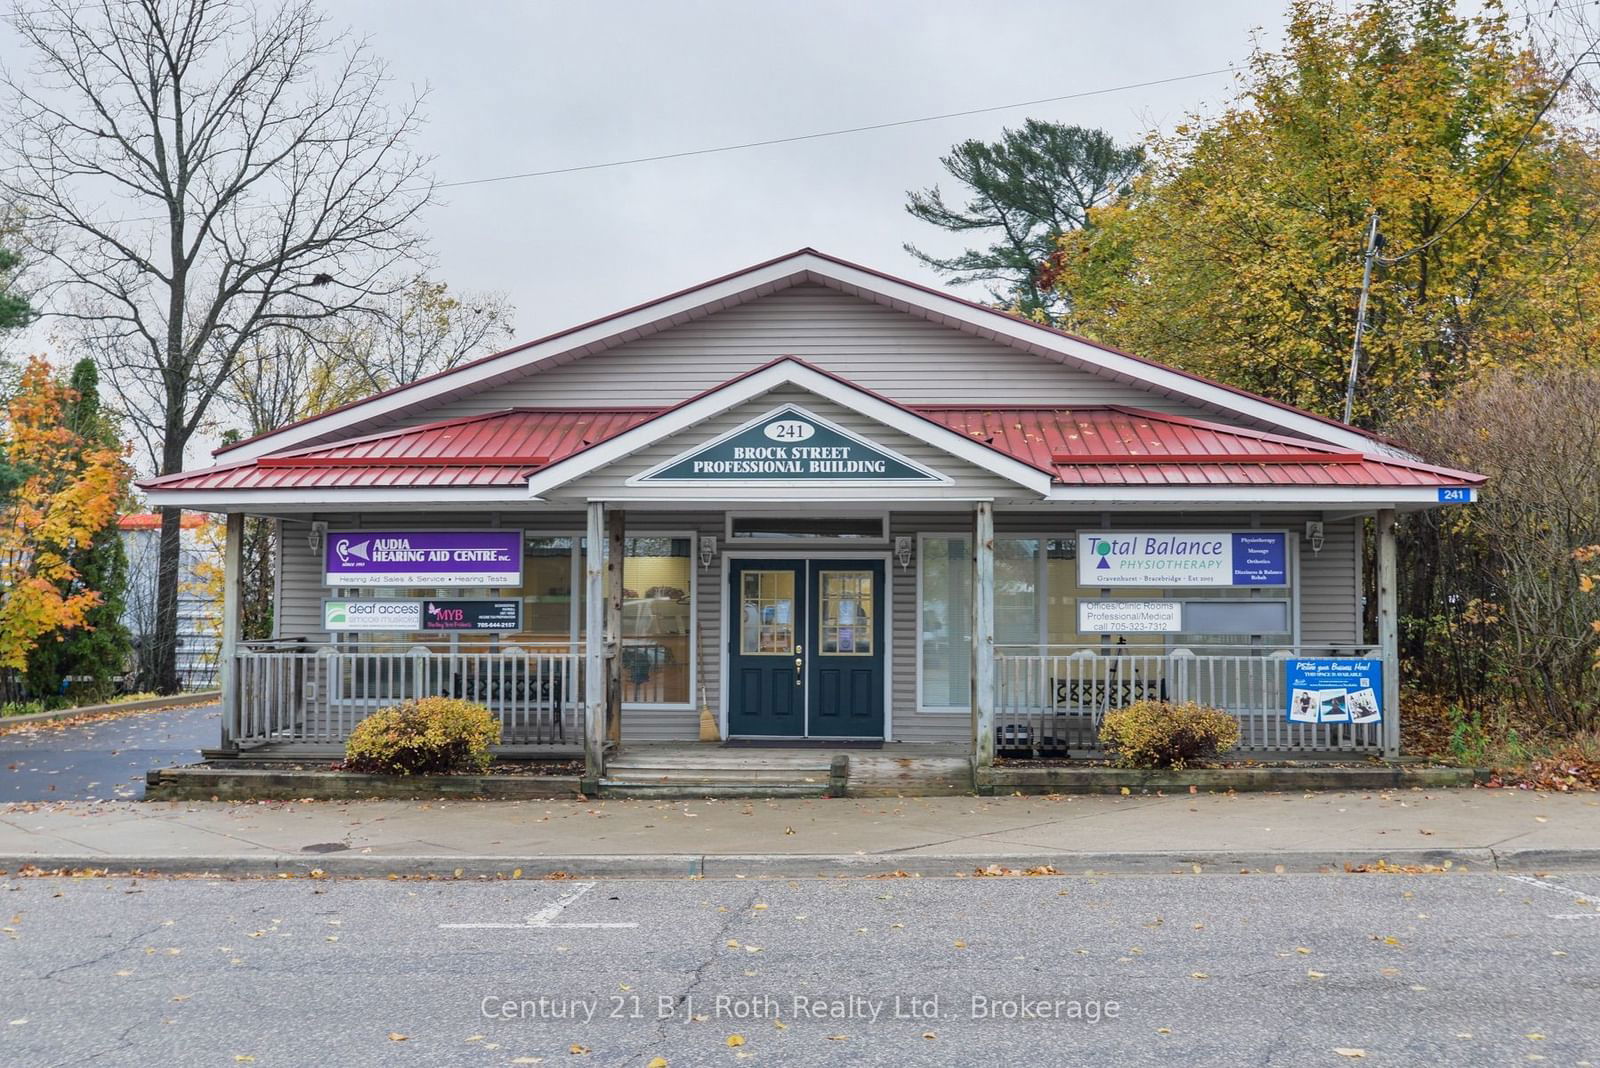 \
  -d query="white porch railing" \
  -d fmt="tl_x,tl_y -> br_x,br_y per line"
227,640 -> 583,748
994,645 -> 1385,756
